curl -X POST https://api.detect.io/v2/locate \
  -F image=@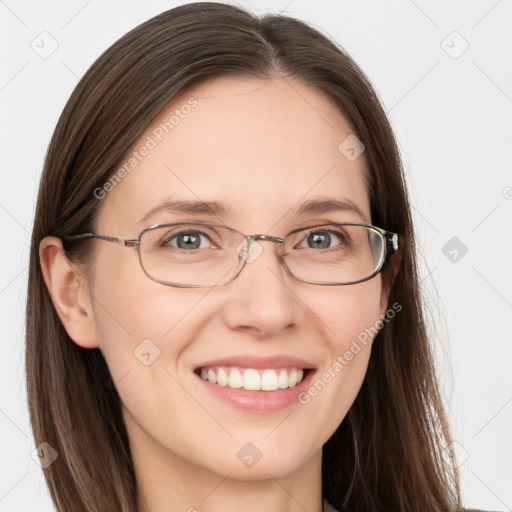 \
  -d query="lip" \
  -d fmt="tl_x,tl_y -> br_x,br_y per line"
194,354 -> 316,371
193,354 -> 317,413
